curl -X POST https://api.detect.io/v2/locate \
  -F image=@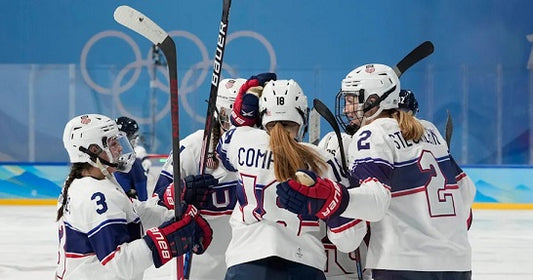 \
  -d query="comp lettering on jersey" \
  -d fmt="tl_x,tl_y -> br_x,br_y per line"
237,147 -> 274,170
